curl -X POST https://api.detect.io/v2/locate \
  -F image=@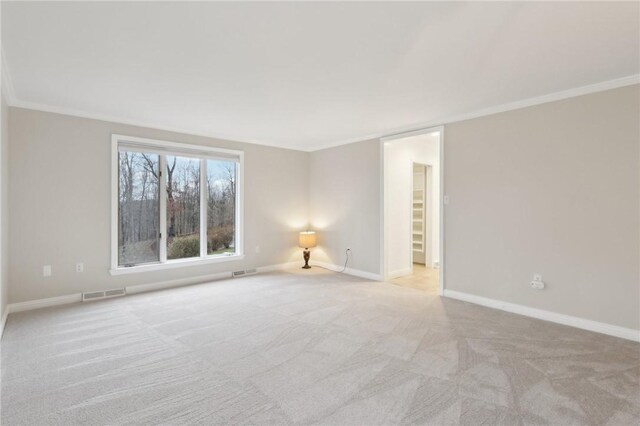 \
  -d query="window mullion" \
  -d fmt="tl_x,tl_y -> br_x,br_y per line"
200,159 -> 208,258
159,155 -> 168,263
235,162 -> 242,256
